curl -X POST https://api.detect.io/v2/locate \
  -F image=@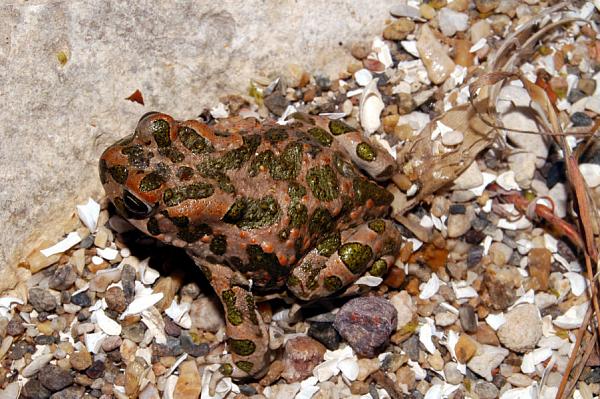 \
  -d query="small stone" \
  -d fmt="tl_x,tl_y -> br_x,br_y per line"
452,161 -> 483,190
307,321 -> 341,350
21,379 -> 51,399
89,267 -> 122,292
284,64 -> 310,88
437,8 -> 469,37
528,248 -> 552,290
474,381 -> 499,399
467,345 -> 509,381
484,265 -> 519,310
259,360 -> 285,387
447,207 -> 475,238
281,336 -> 326,383
356,357 -> 380,381
402,335 -> 420,361
29,288 -> 57,313
489,242 -> 513,266
334,296 -> 397,357
70,349 -> 92,370
152,336 -> 183,357
475,0 -> 499,13
264,93 -> 289,116
9,340 -> 35,360
467,246 -> 484,267
396,366 -> 416,391
571,112 -> 593,127
474,323 -> 500,346
420,4 -> 436,19
508,373 -> 534,387
435,311 -> 457,327
417,24 -> 455,85
578,78 -> 597,96
50,386 -> 86,399
34,335 -> 57,345
459,305 -> 477,333
351,42 -> 370,60
173,360 -> 201,399
180,332 -> 209,357
428,351 -> 444,371
580,163 -> 600,188
164,316 -> 182,337
383,266 -> 406,289
121,264 -> 136,301
190,296 -> 225,333
86,360 -> 105,379
105,286 -> 127,313
455,334 -> 478,363
70,291 -> 91,307
383,18 -> 415,41
101,335 -> 122,352
38,364 -> 74,392
471,23 -> 491,48
390,291 -> 416,330
122,322 -> 146,343
7,315 -> 25,336
497,304 -> 542,352
444,362 -> 463,385
48,265 -> 77,291
568,88 -> 587,104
